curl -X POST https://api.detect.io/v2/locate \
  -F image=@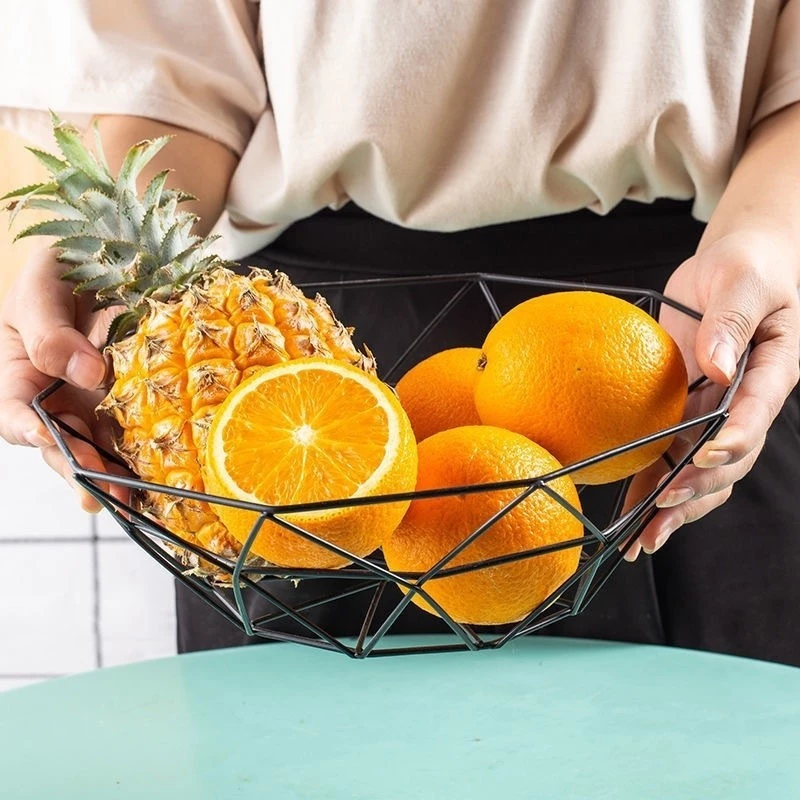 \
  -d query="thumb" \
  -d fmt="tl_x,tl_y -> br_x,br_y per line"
10,260 -> 106,390
694,266 -> 764,387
